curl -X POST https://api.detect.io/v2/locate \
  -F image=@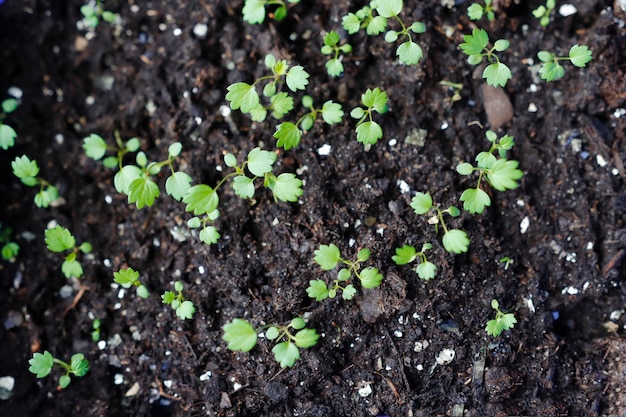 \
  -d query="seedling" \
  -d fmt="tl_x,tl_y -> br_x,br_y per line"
532,0 -> 555,27
44,225 -> 92,279
162,281 -> 195,320
392,243 -> 436,280
83,131 -> 140,169
467,0 -> 495,21
456,131 -> 523,214
376,0 -> 426,65
321,31 -> 352,77
273,95 -> 344,149
350,87 -> 388,146
537,45 -> 593,82
342,1 -> 387,35
485,299 -> 517,337
242,0 -> 300,24
222,317 -> 319,368
28,350 -> 89,389
91,318 -> 101,342
499,256 -> 513,270
459,28 -> 512,88
226,54 -> 309,122
11,155 -> 61,208
0,97 -> 18,150
113,267 -> 149,299
410,192 -> 470,254
307,244 -> 384,301
80,0 -> 118,28
0,223 -> 19,261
